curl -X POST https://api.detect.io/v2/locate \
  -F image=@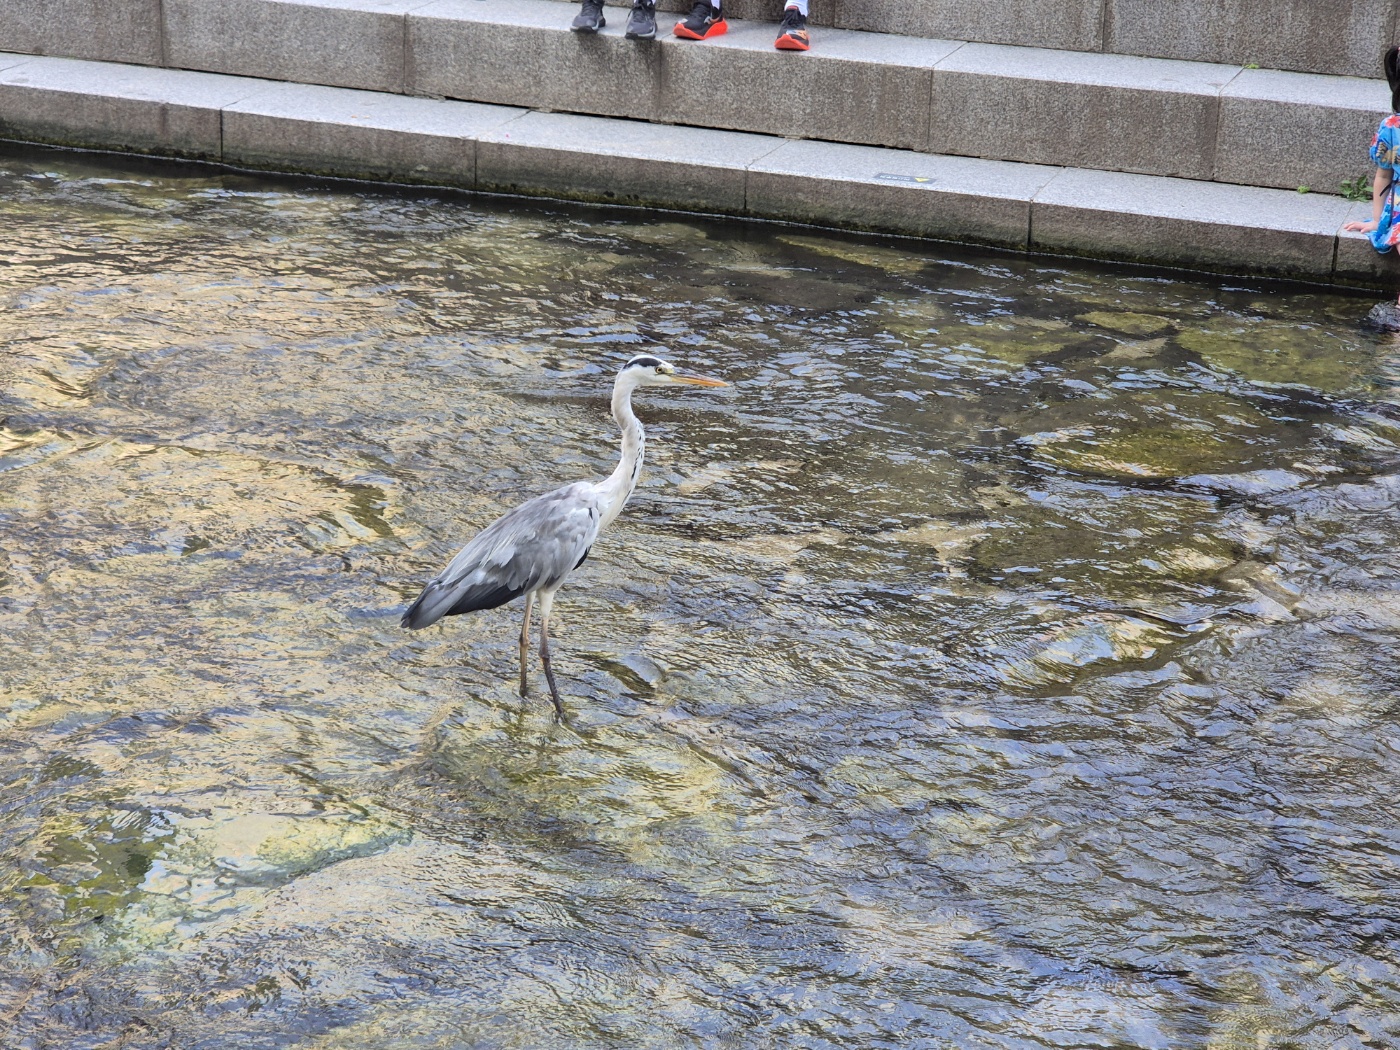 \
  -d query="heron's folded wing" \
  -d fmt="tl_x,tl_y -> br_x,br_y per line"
401,483 -> 604,628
